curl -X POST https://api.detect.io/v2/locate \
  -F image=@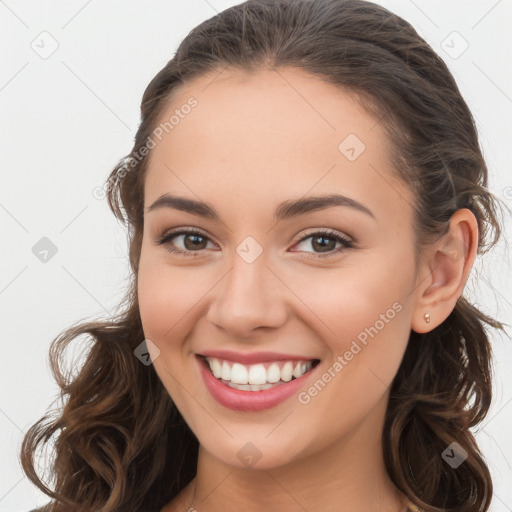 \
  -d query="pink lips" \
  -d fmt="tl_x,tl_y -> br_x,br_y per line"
199,349 -> 314,364
196,352 -> 319,412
